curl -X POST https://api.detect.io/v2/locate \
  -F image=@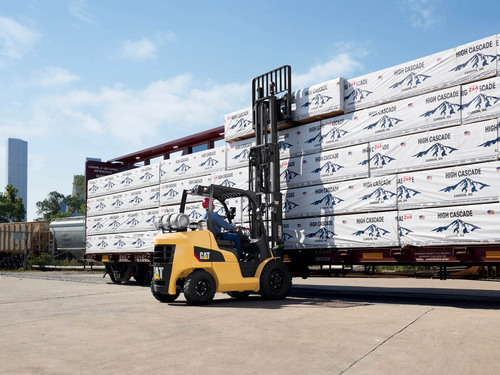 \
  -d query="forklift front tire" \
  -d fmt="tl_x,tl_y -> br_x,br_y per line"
259,260 -> 292,300
184,270 -> 216,305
